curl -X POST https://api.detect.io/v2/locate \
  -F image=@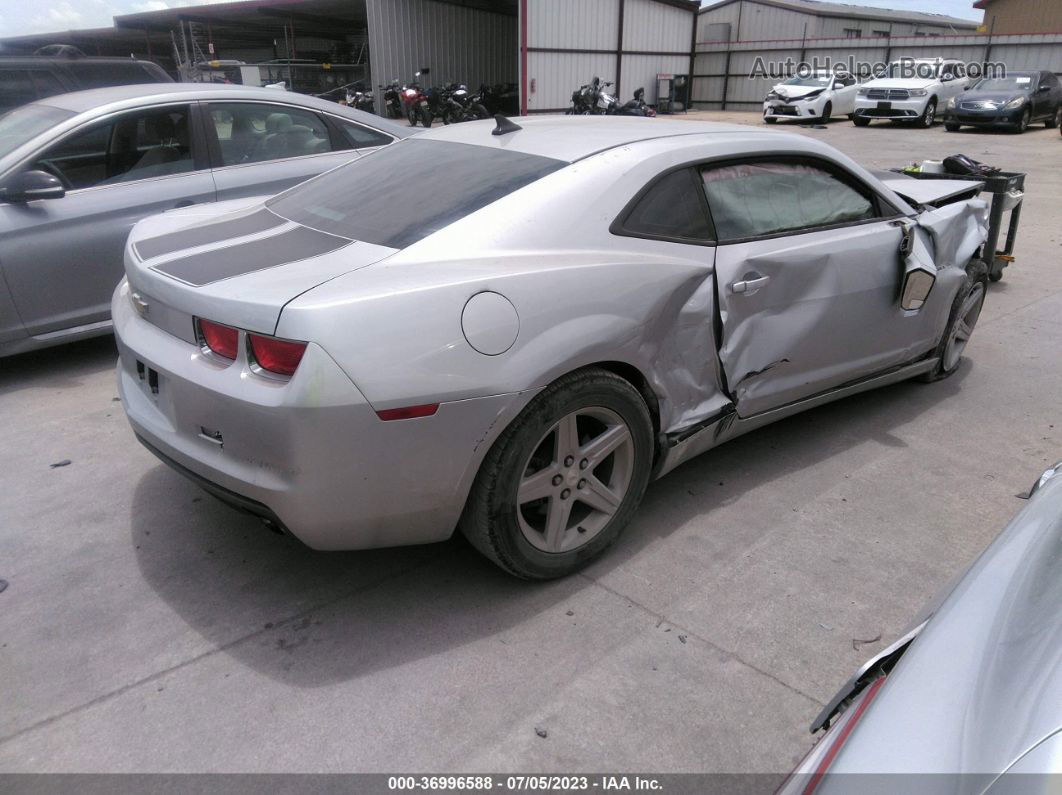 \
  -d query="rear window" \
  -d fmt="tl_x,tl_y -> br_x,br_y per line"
267,139 -> 565,249
74,62 -> 165,88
